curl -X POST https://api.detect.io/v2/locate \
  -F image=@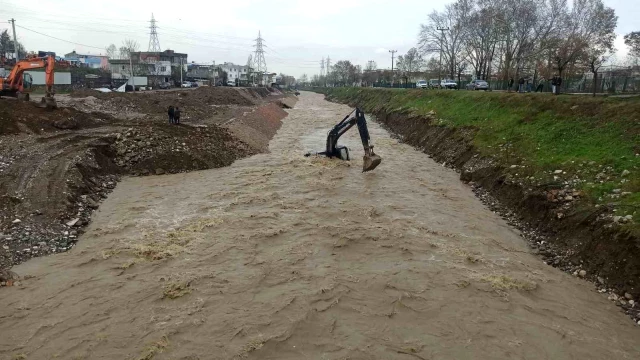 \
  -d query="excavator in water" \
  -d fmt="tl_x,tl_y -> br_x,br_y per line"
0,54 -> 57,109
305,108 -> 382,172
